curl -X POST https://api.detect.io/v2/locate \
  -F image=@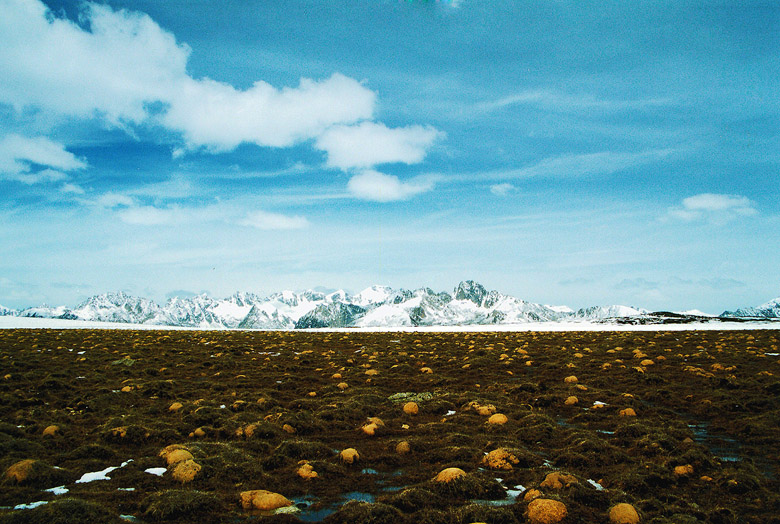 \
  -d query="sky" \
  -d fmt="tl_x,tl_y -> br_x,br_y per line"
1,0 -> 778,314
